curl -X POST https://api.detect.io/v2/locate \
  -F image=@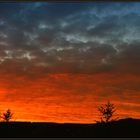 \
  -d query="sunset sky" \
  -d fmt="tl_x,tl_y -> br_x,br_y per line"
0,2 -> 140,123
